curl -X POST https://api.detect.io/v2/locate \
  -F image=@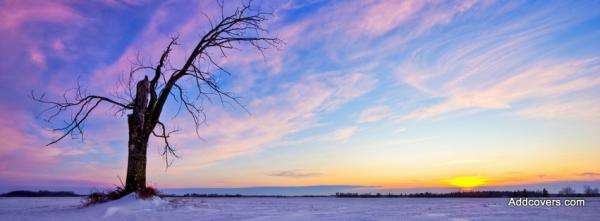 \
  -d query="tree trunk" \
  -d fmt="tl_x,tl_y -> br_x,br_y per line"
125,77 -> 150,193
125,134 -> 148,192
